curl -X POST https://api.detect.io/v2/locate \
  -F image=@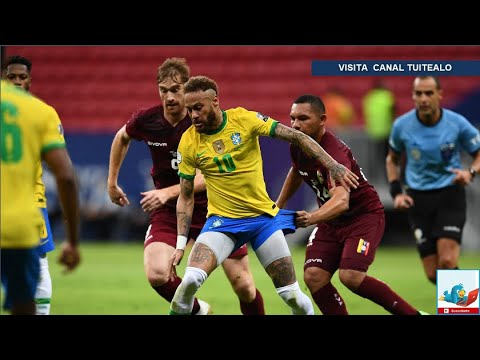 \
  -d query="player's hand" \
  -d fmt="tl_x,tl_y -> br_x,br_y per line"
168,249 -> 185,281
295,210 -> 313,228
450,168 -> 473,186
108,184 -> 130,207
393,193 -> 414,210
328,163 -> 359,192
58,242 -> 81,274
140,189 -> 170,212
